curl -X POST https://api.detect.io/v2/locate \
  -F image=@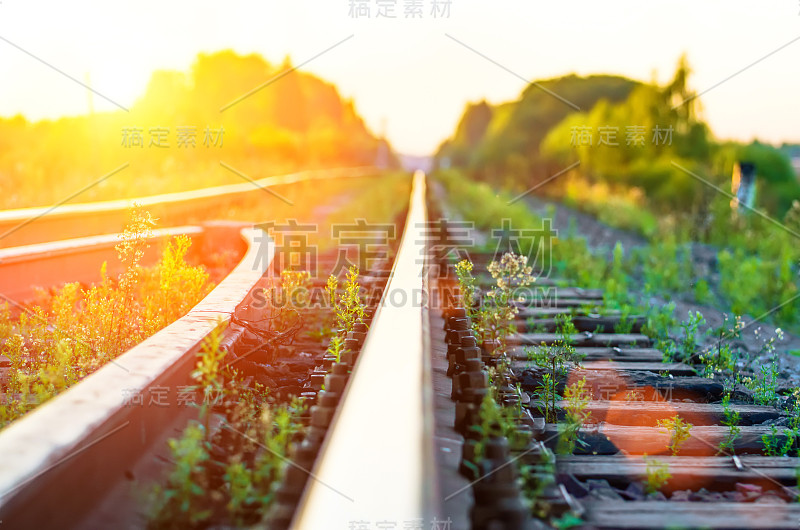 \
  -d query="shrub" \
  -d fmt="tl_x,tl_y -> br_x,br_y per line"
0,208 -> 212,429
